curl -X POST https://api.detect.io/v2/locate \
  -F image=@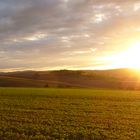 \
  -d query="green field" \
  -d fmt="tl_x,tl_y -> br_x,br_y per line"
0,88 -> 140,140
